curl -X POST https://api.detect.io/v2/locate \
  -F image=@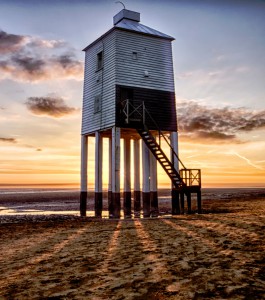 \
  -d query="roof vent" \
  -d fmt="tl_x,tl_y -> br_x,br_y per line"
113,9 -> 140,25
